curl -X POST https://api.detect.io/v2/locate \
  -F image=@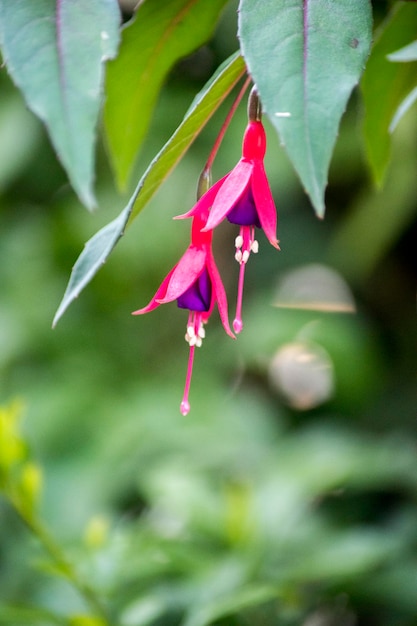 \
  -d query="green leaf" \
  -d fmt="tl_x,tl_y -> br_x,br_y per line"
104,0 -> 229,190
238,0 -> 372,217
361,5 -> 417,185
53,53 -> 245,327
0,0 -> 121,209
